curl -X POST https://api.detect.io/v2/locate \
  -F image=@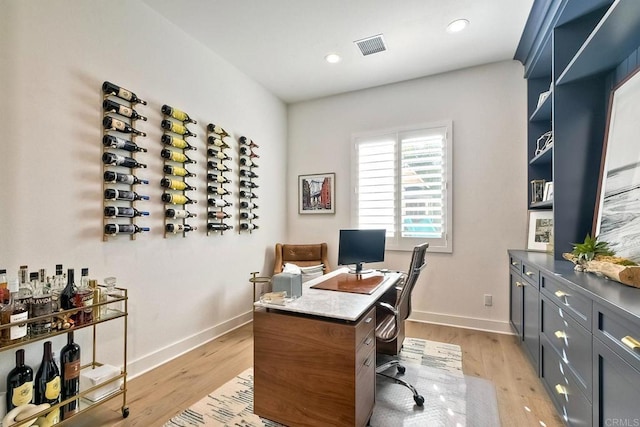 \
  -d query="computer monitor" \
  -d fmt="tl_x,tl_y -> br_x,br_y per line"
337,229 -> 386,274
